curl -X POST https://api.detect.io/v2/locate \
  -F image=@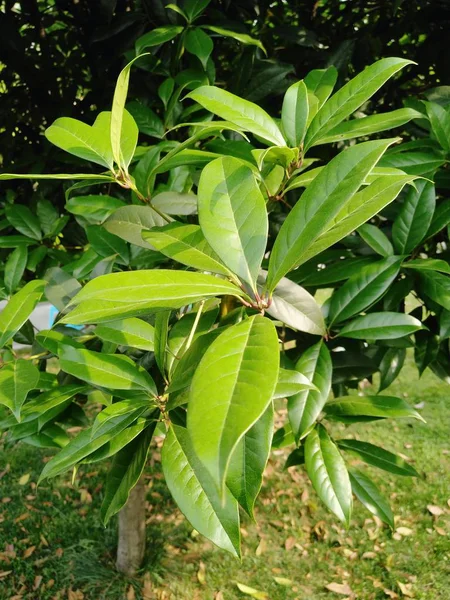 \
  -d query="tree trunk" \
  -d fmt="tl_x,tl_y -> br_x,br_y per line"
116,476 -> 147,575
